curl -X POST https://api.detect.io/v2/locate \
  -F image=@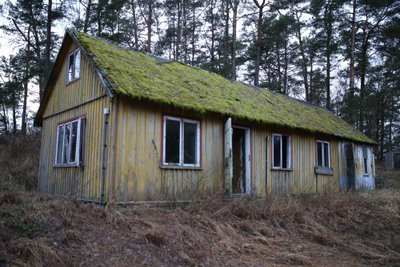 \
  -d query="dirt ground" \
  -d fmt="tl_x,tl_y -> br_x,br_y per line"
1,188 -> 399,267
